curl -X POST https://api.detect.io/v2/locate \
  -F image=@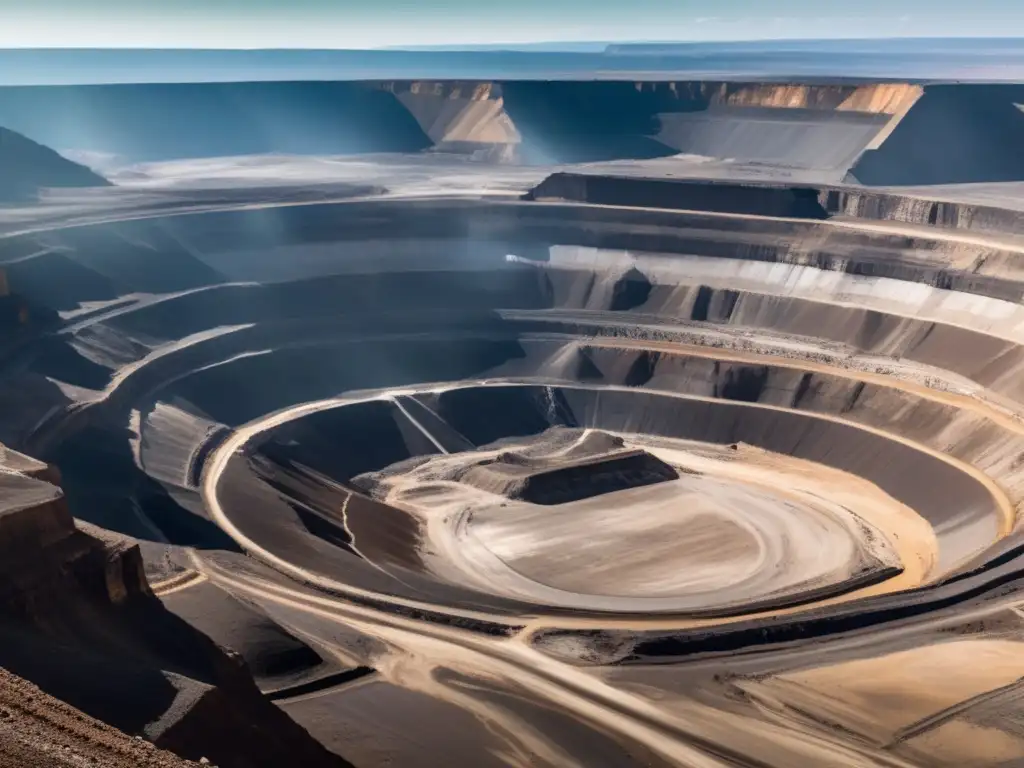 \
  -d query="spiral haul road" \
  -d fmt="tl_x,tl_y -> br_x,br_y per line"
8,169 -> 1024,767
